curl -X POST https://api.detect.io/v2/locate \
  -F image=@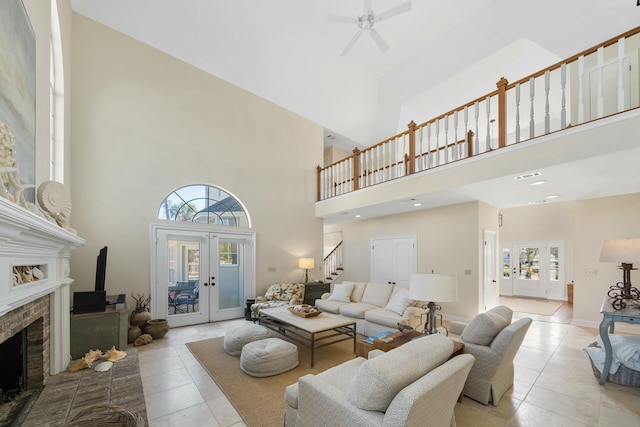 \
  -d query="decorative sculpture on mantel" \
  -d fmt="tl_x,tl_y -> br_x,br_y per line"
0,121 -> 35,208
37,180 -> 76,234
